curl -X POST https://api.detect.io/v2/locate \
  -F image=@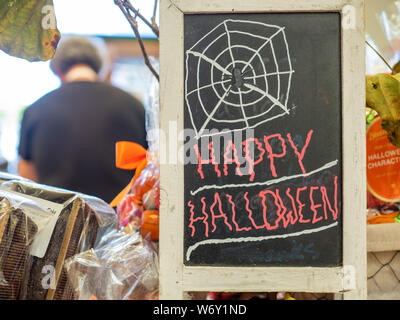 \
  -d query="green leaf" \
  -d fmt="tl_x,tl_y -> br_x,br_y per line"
366,73 -> 400,122
0,0 -> 61,62
366,73 -> 400,147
